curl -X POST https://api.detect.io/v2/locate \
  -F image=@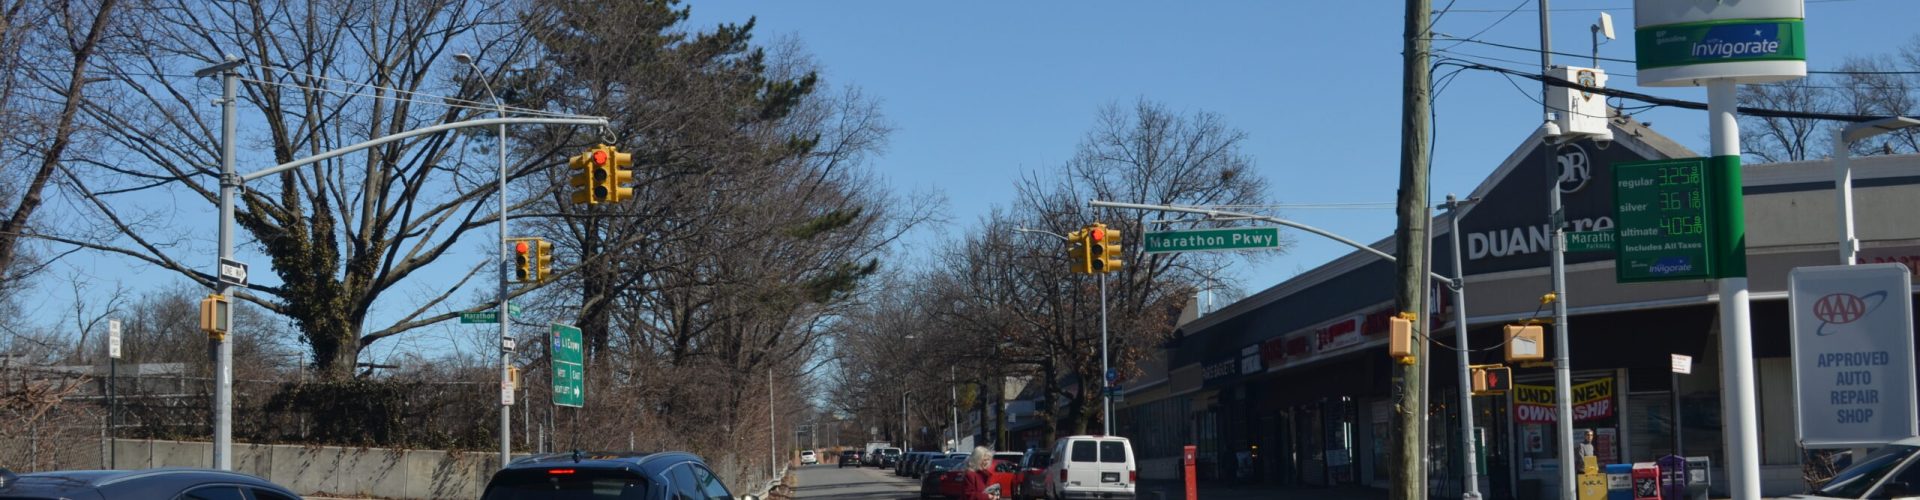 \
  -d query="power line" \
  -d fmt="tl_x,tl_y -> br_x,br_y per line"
1430,33 -> 1920,75
1441,60 -> 1898,122
1436,0 -> 1531,53
1443,0 -> 1853,13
